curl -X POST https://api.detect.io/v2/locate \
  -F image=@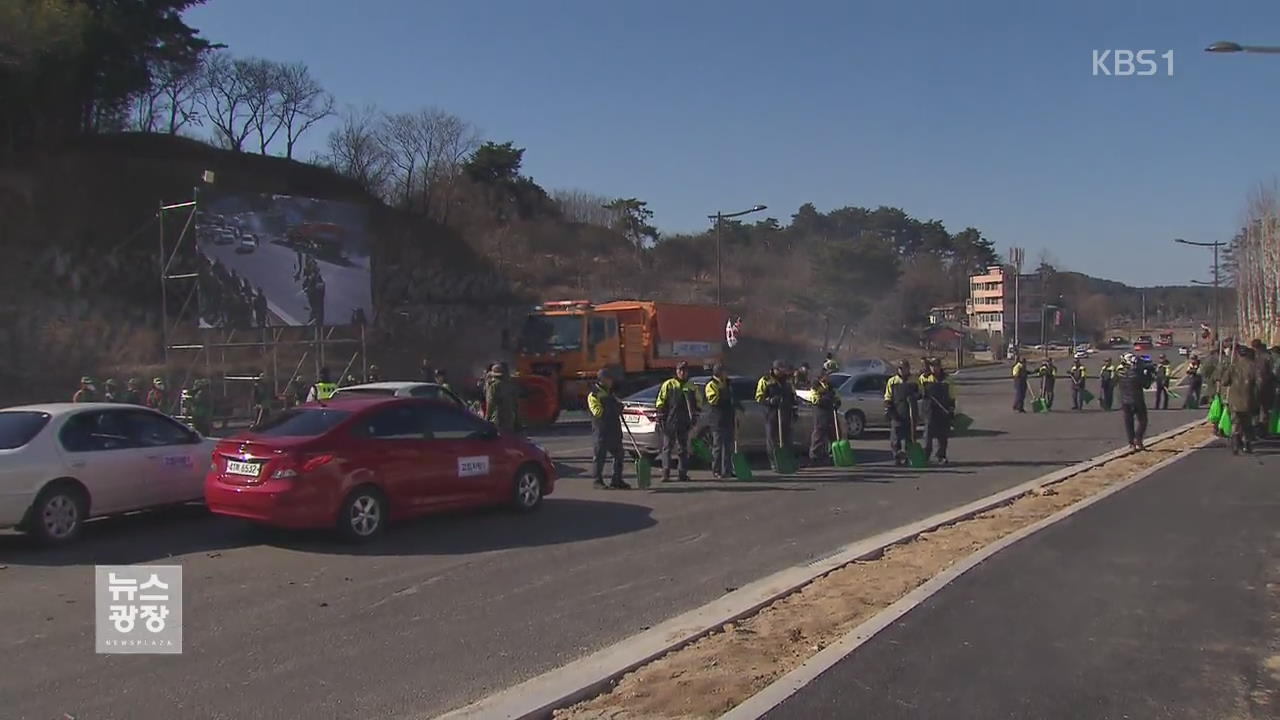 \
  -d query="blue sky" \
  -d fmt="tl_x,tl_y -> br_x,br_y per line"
185,0 -> 1280,287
